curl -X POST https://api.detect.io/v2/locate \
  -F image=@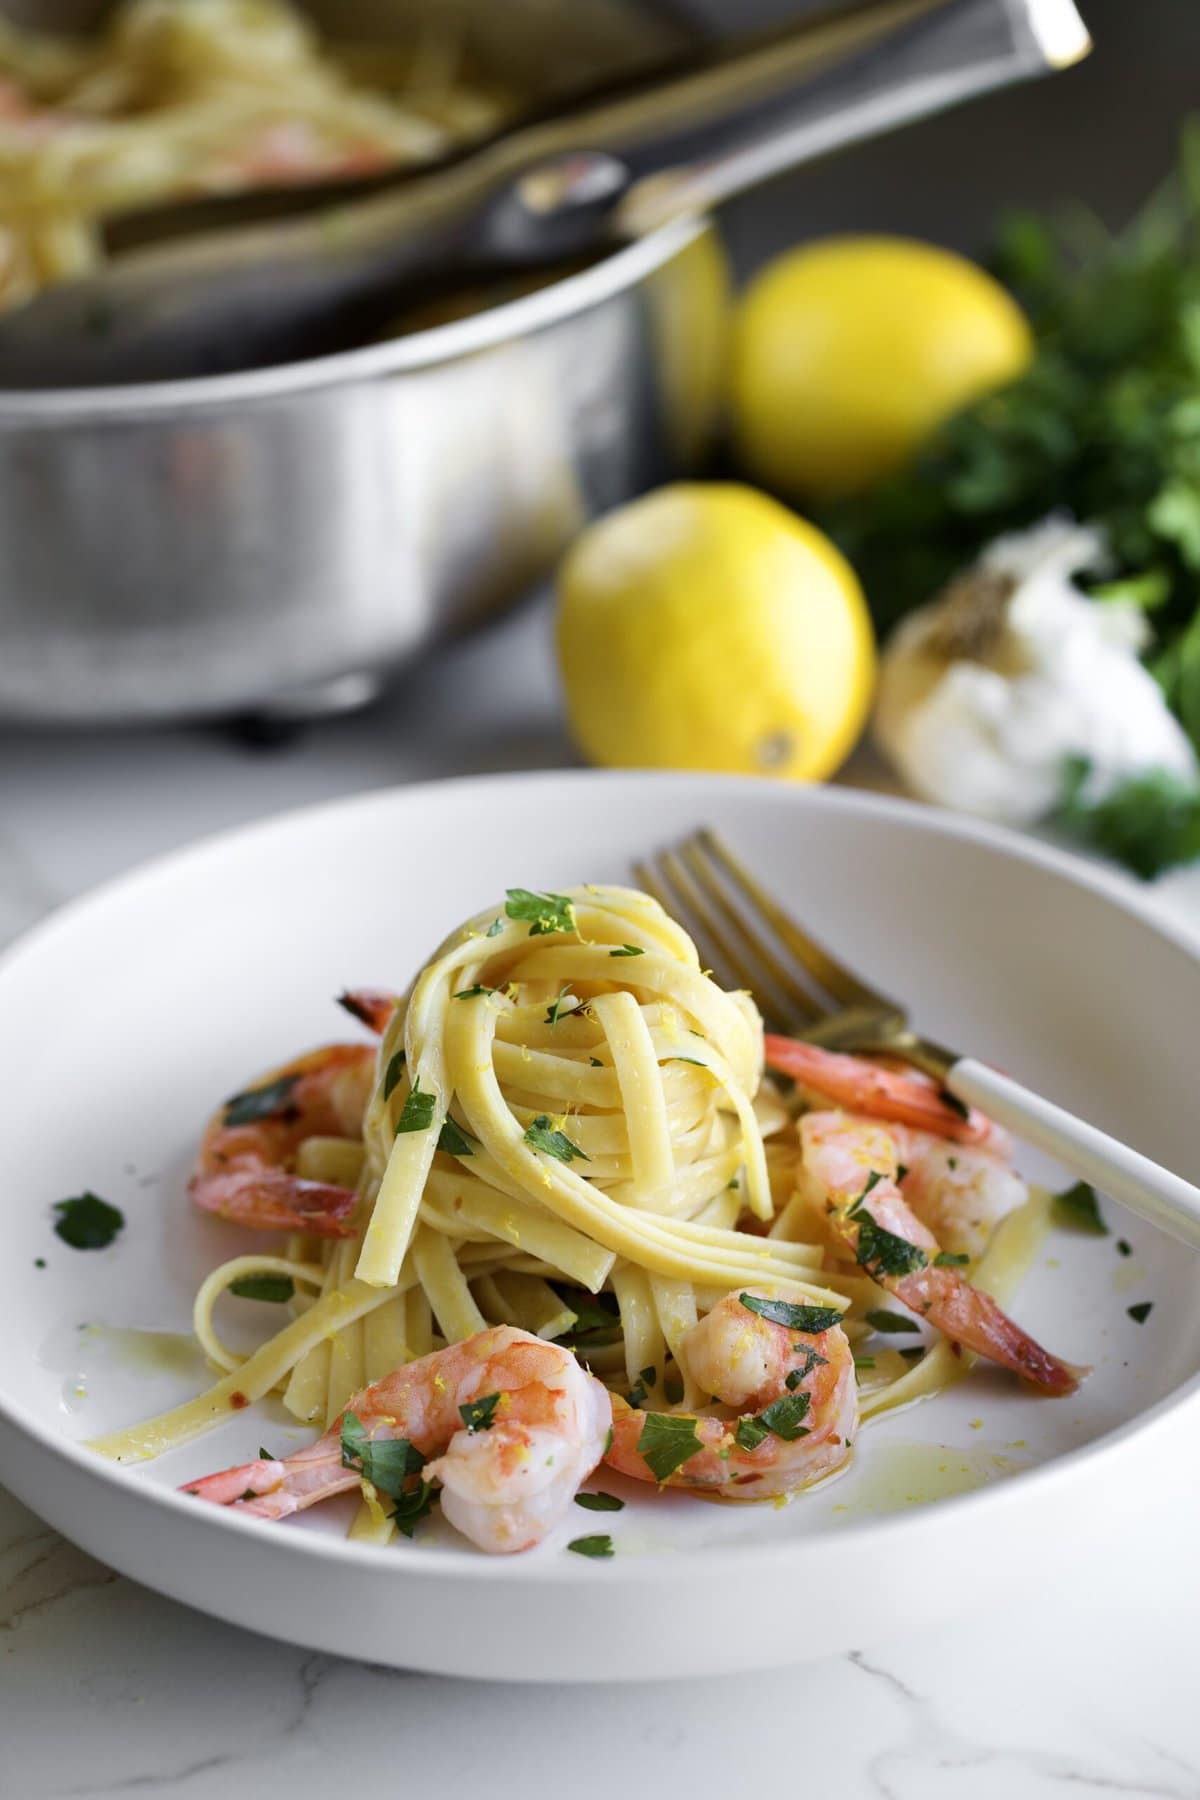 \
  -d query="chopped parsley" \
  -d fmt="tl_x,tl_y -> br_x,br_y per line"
1127,1301 -> 1154,1324
505,888 -> 576,937
545,986 -> 581,1027
1053,1180 -> 1108,1236
734,1416 -> 770,1452
609,945 -> 645,958
229,1274 -> 295,1303
574,1491 -> 624,1512
459,1393 -> 502,1432
603,1425 -> 614,1456
1116,1238 -> 1133,1257
852,1209 -> 929,1279
666,1056 -> 707,1068
789,1346 -> 828,1381
437,1118 -> 476,1157
896,1163 -> 909,1183
567,1534 -> 614,1559
222,1075 -> 299,1127
524,1115 -> 589,1163
756,1391 -> 812,1441
864,1308 -> 920,1334
627,1365 -> 656,1407
899,1345 -> 926,1362
34,1258 -> 45,1269
636,1412 -> 703,1481
854,1356 -> 877,1370
485,916 -> 505,938
555,1288 -> 620,1337
738,1294 -> 843,1333
935,1251 -> 970,1268
392,1482 -> 438,1538
396,1077 -> 436,1135
453,984 -> 494,1001
258,1445 -> 275,1461
382,1048 -> 407,1100
340,1412 -> 426,1498
52,1191 -> 125,1251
